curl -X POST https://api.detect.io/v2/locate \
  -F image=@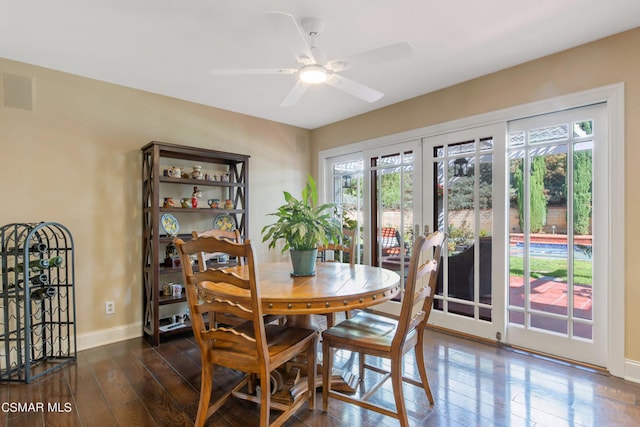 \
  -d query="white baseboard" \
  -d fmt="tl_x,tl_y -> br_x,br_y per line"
624,358 -> 640,384
76,322 -> 143,351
